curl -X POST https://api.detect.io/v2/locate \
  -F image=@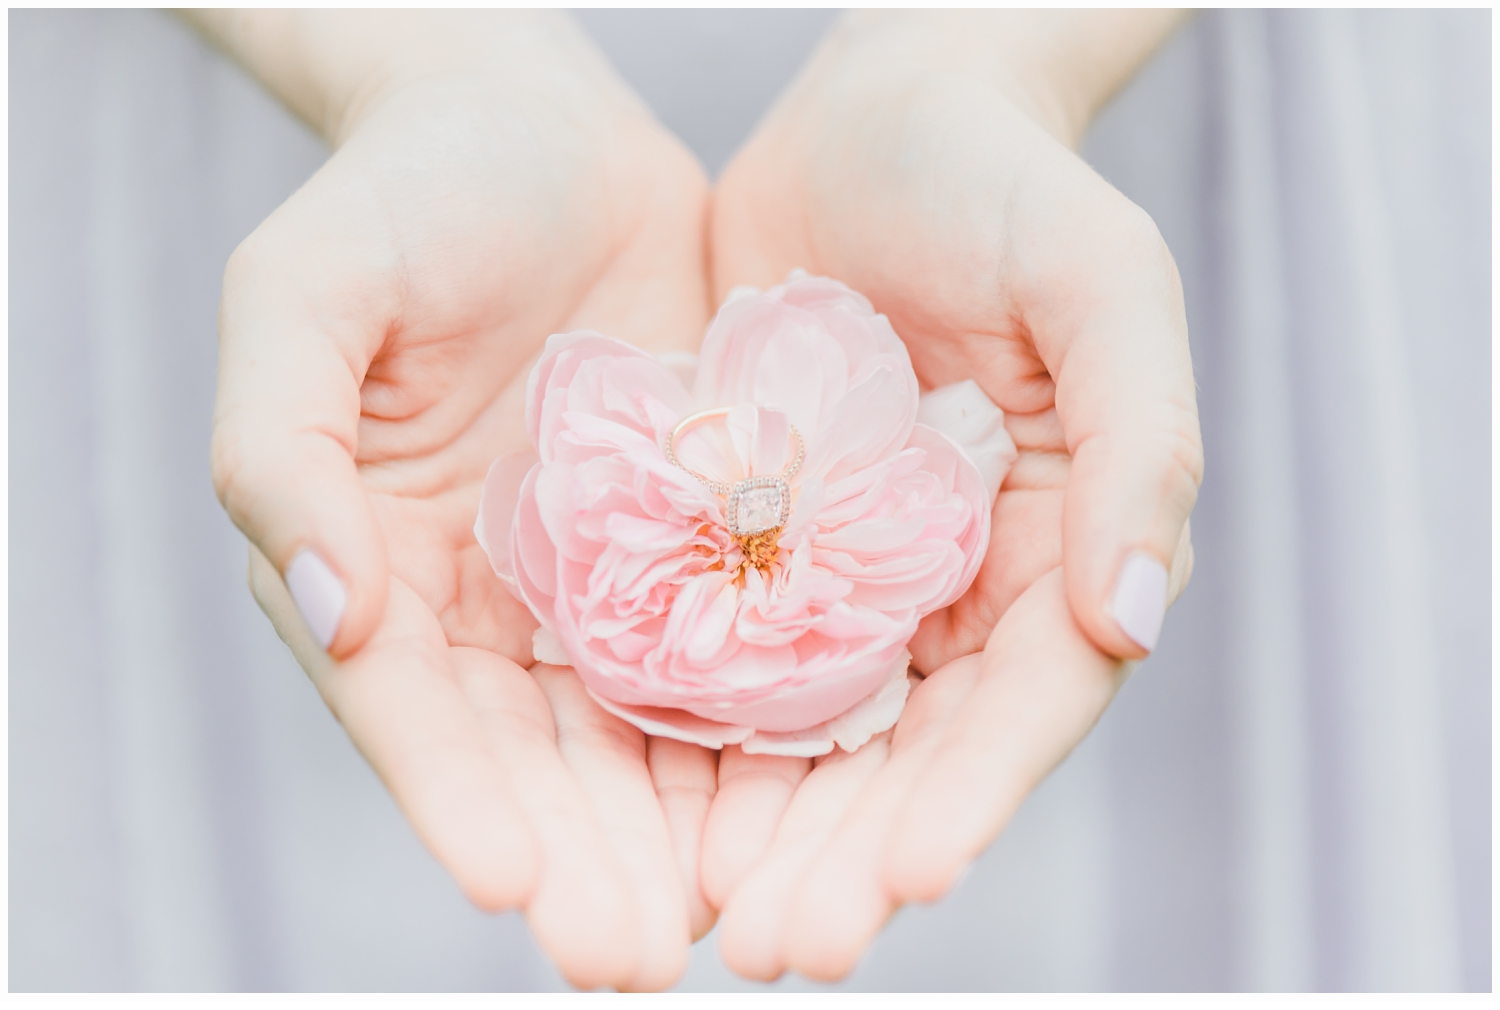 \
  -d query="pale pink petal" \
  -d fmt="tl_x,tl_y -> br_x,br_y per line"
696,299 -> 850,437
677,635 -> 912,731
775,270 -> 907,362
823,659 -> 913,751
590,652 -> 912,757
696,272 -> 911,436
509,463 -> 559,622
903,424 -> 991,609
727,405 -> 795,478
751,407 -> 796,478
741,653 -> 911,756
532,626 -> 571,666
916,379 -> 1016,502
799,363 -> 917,486
738,735 -> 835,758
588,692 -> 756,749
655,350 -> 699,391
673,420 -> 742,485
526,331 -> 691,461
779,479 -> 824,542
670,405 -> 798,489
550,355 -> 689,459
474,450 -> 538,586
487,275 -> 994,754
694,273 -> 919,496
